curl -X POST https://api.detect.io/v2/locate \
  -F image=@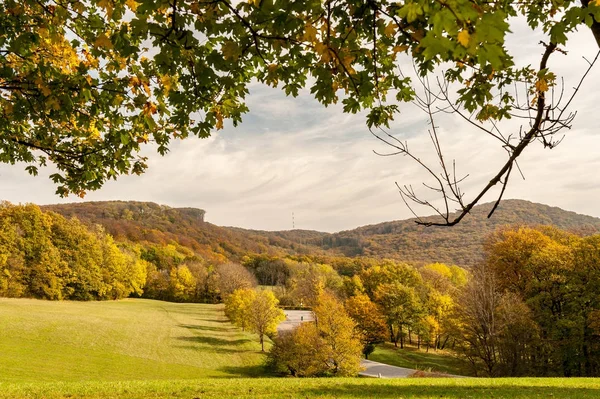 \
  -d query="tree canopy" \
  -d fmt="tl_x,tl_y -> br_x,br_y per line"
2,0 -> 600,218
